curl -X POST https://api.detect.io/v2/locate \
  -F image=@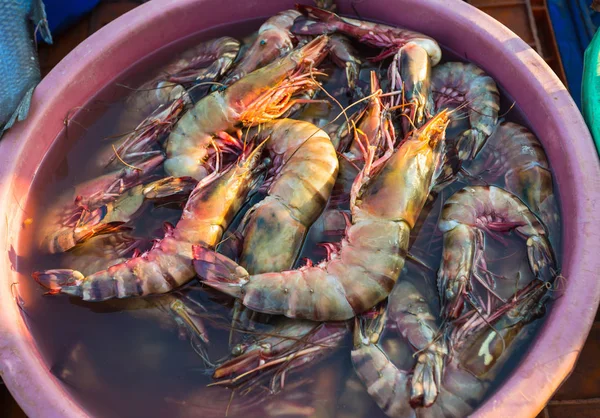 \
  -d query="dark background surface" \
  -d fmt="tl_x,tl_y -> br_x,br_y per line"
0,1 -> 598,417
